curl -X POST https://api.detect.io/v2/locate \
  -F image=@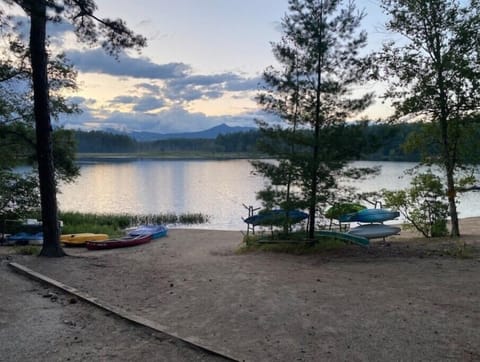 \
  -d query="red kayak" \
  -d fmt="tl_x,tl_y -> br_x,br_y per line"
85,234 -> 152,250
